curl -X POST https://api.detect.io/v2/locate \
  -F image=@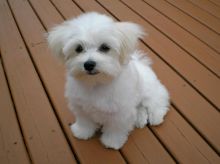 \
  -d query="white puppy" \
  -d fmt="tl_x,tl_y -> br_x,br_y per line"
47,12 -> 169,149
